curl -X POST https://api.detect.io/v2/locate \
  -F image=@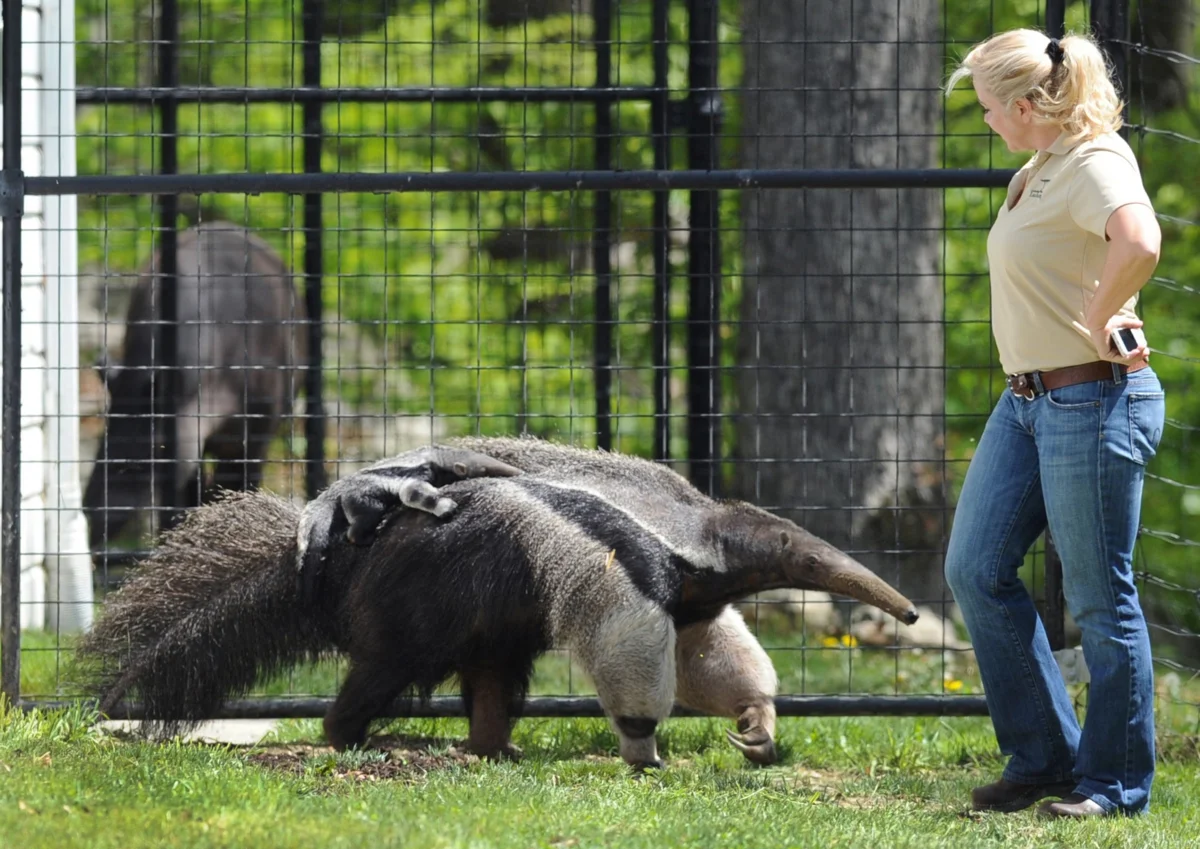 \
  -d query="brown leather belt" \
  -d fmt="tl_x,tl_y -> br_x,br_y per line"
1007,360 -> 1148,401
